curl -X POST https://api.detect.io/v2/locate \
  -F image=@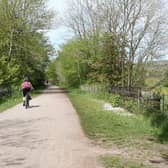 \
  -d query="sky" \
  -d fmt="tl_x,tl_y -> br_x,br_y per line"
45,0 -> 74,50
45,0 -> 168,60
